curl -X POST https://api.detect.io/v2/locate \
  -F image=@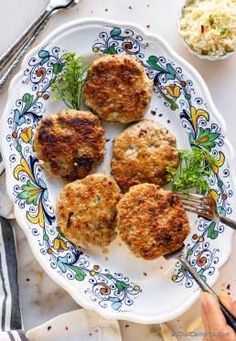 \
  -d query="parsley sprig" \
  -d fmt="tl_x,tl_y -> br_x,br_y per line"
166,149 -> 215,194
51,53 -> 87,110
